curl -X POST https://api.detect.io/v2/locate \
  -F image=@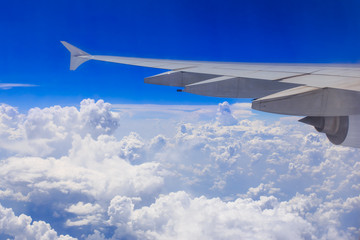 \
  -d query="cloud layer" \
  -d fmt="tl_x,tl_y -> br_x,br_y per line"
0,99 -> 359,239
